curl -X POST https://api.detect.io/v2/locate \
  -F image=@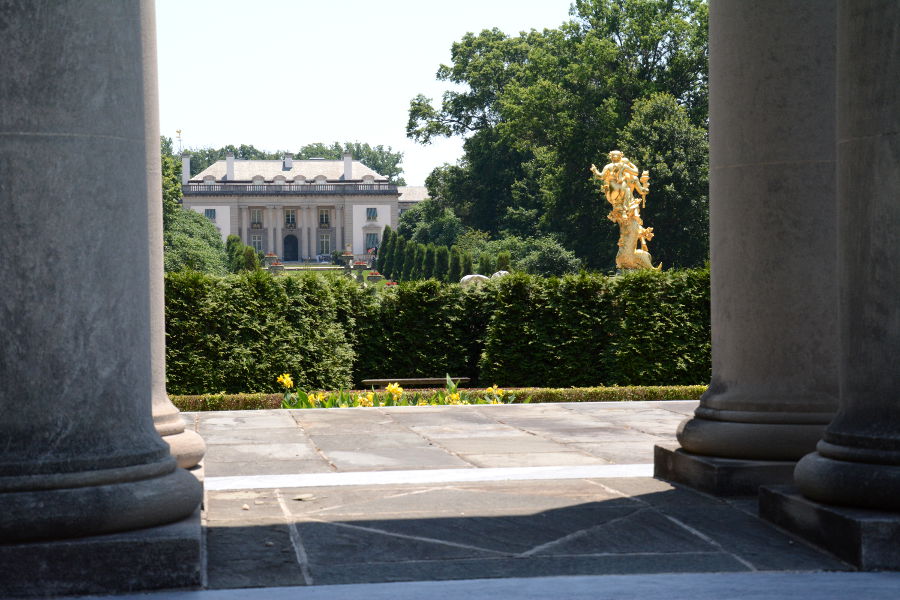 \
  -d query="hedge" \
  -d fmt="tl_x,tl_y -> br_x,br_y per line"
171,385 -> 707,411
165,268 -> 710,395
